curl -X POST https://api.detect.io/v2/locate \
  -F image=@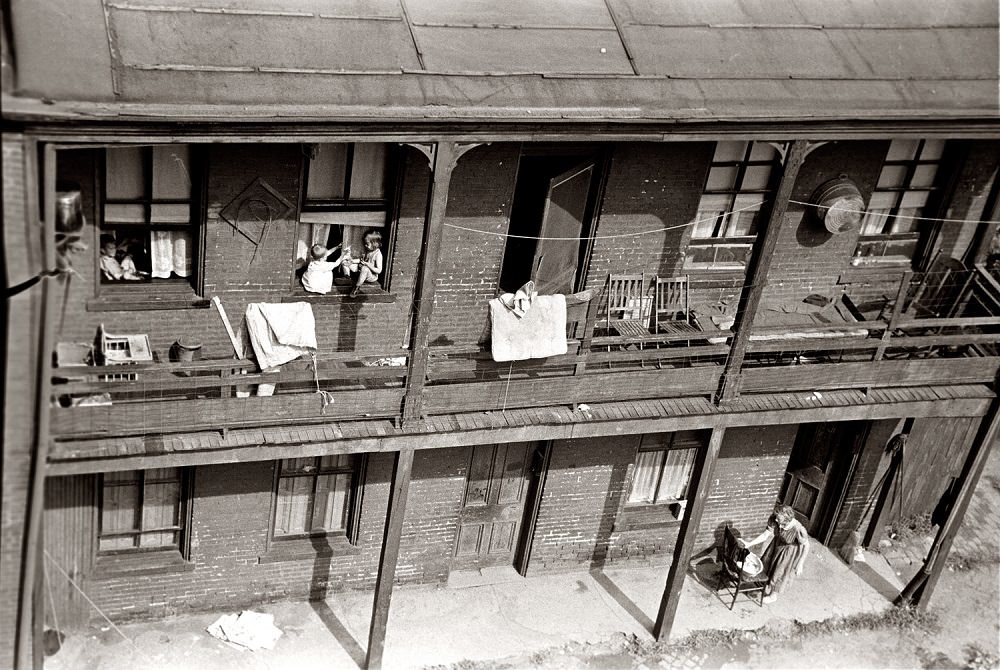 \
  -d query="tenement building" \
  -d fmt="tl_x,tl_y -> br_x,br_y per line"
2,1 -> 999,668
